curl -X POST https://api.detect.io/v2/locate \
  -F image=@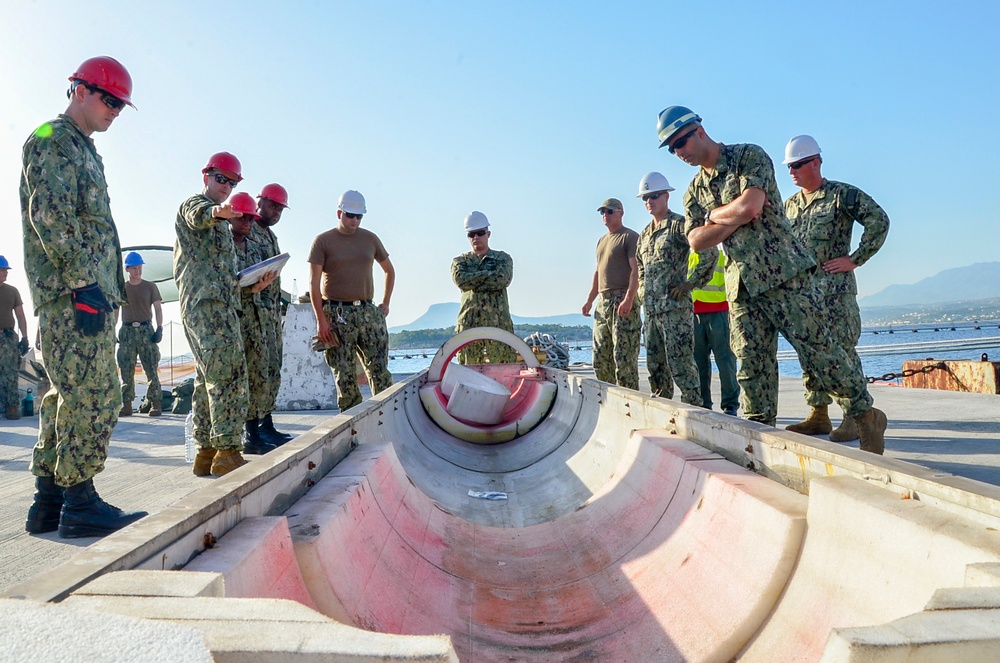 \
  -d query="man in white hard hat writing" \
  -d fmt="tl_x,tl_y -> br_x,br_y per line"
782,135 -> 890,442
451,211 -> 516,365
